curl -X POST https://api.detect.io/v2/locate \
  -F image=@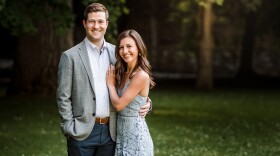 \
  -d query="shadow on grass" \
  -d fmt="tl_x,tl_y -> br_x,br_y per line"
1,78 -> 280,155
0,95 -> 67,155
